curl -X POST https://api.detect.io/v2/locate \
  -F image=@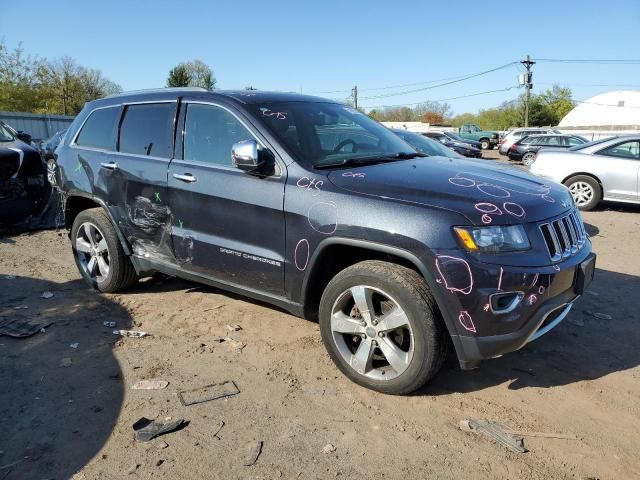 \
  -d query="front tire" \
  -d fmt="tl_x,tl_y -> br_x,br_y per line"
480,138 -> 490,150
71,208 -> 138,292
522,152 -> 536,166
319,261 -> 447,395
564,175 -> 601,211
